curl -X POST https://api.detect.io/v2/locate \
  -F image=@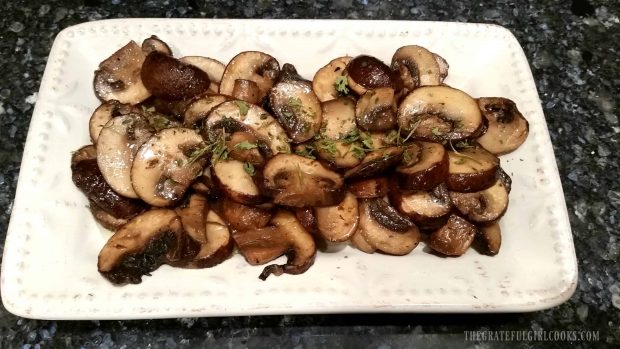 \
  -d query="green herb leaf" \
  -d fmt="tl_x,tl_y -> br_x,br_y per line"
342,129 -> 360,144
334,75 -> 349,95
318,139 -> 338,157
234,100 -> 250,117
148,114 -> 171,131
295,145 -> 316,159
431,127 -> 443,136
288,97 -> 303,111
234,141 -> 258,150
350,143 -> 367,160
187,143 -> 211,165
360,131 -> 374,150
243,162 -> 255,176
